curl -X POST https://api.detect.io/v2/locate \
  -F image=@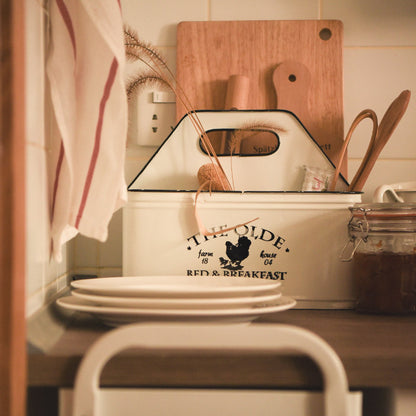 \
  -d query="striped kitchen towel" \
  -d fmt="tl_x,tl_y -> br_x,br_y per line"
47,0 -> 127,262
